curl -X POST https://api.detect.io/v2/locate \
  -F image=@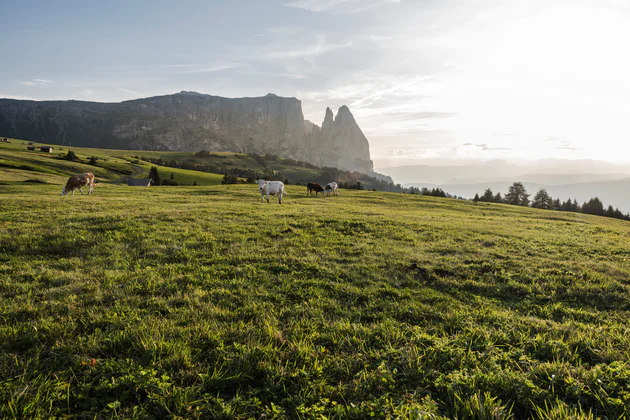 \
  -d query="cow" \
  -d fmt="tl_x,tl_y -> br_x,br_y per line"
257,179 -> 287,204
62,173 -> 95,196
324,182 -> 338,196
307,182 -> 324,196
